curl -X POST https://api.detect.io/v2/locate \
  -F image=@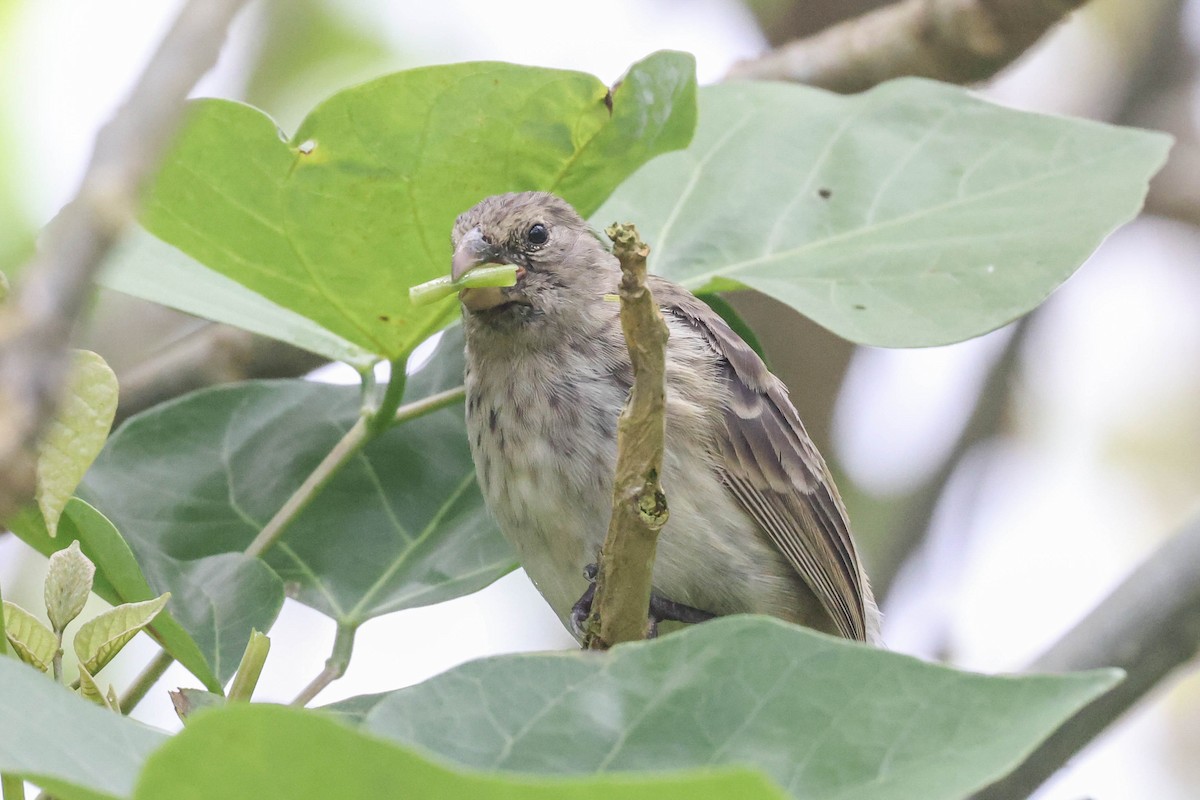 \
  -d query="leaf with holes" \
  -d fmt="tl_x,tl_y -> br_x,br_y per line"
595,78 -> 1171,347
359,616 -> 1121,800
140,51 -> 696,361
80,327 -> 515,629
36,349 -> 118,537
